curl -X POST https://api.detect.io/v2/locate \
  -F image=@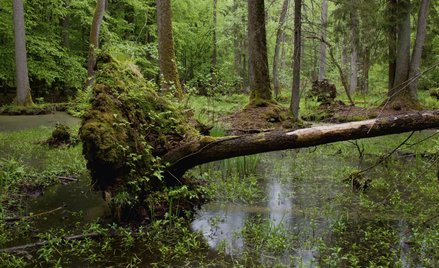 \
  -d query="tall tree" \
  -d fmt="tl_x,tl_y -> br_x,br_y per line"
86,0 -> 106,88
408,0 -> 431,97
212,0 -> 217,82
318,0 -> 328,81
273,0 -> 290,98
248,0 -> 272,105
290,0 -> 302,121
12,0 -> 33,106
387,0 -> 430,109
349,8 -> 359,95
156,0 -> 183,99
